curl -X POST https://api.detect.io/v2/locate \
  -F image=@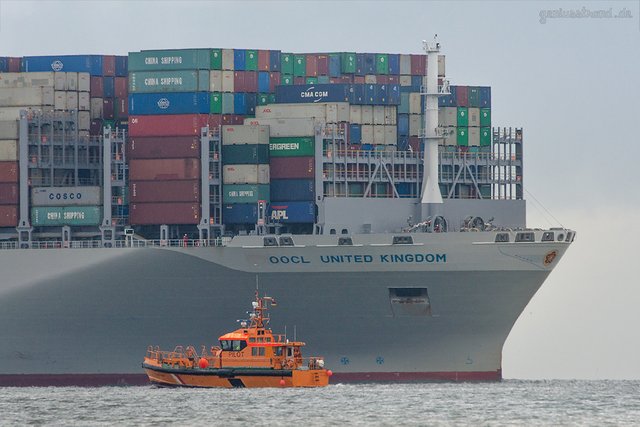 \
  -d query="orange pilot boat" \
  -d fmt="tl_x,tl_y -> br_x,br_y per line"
142,292 -> 332,388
